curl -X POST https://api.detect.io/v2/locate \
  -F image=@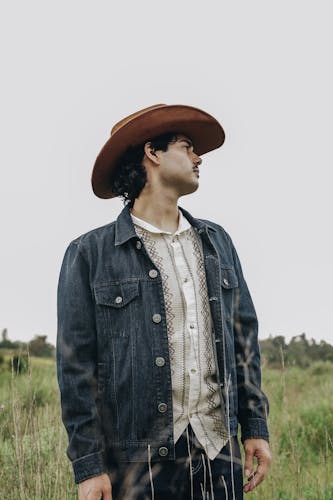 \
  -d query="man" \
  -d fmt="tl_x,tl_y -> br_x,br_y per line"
57,104 -> 271,499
